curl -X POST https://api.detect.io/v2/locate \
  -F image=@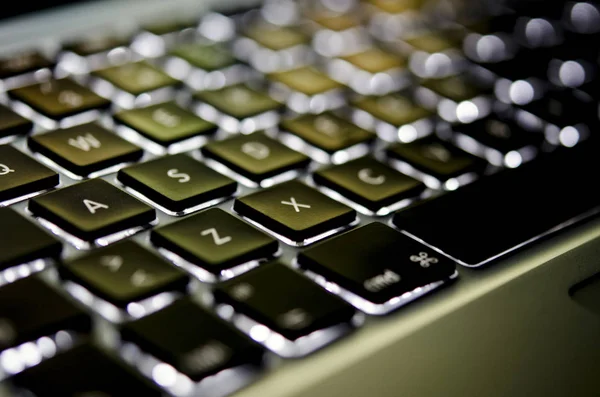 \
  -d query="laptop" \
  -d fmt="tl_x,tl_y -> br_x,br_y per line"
0,0 -> 599,396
